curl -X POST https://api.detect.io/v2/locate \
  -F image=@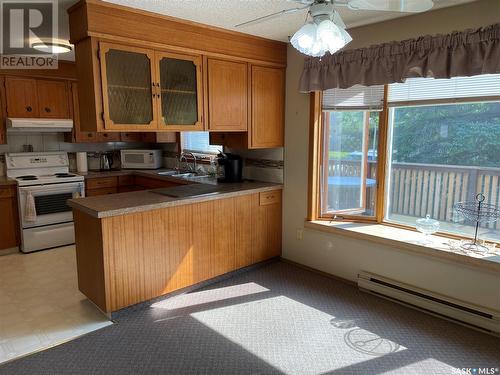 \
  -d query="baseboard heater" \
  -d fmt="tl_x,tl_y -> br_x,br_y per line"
357,271 -> 500,335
